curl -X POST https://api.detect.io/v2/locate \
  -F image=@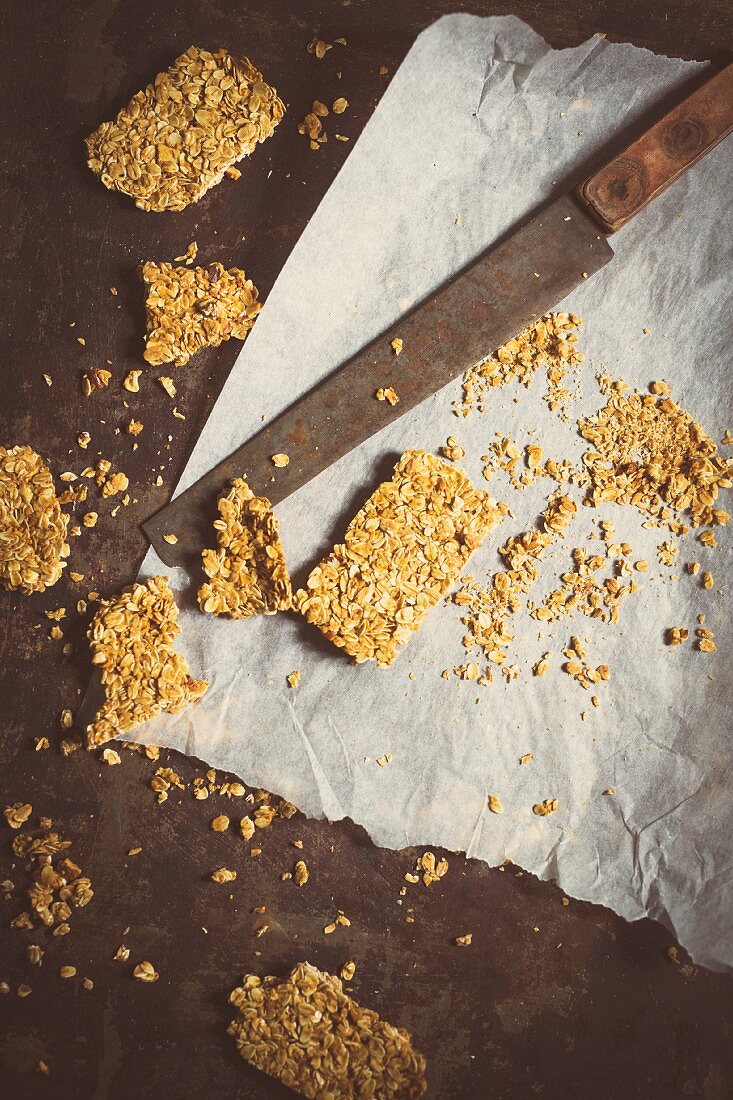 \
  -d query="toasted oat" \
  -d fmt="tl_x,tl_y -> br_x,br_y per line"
533,799 -> 558,817
85,576 -> 208,748
376,386 -> 399,406
198,478 -> 292,619
488,794 -> 503,814
228,962 -> 427,1098
295,451 -> 506,665
271,453 -> 290,467
4,803 -> 32,830
0,446 -> 70,593
141,260 -> 261,368
86,47 -> 284,212
133,961 -> 159,983
211,867 -> 237,883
